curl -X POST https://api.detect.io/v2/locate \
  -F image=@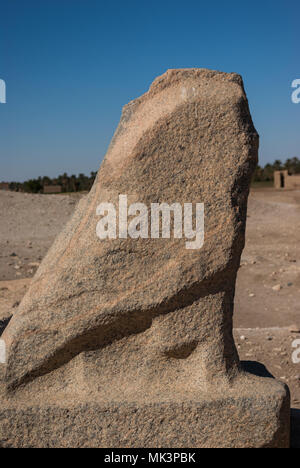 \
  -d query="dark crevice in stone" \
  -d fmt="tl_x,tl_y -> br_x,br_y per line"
164,341 -> 198,359
0,316 -> 12,337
